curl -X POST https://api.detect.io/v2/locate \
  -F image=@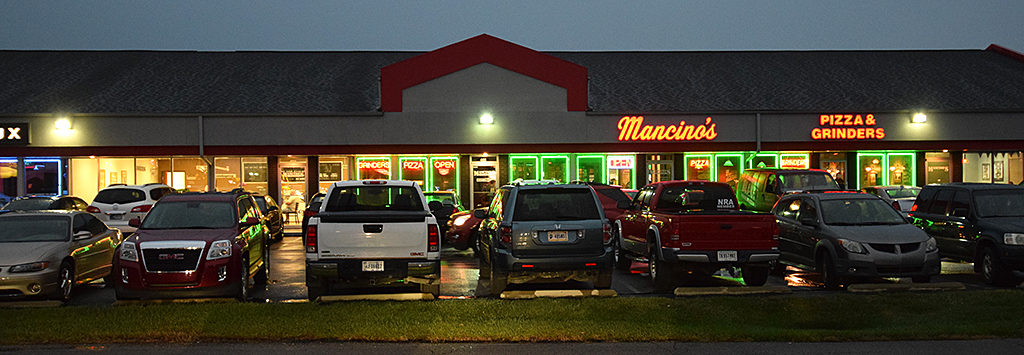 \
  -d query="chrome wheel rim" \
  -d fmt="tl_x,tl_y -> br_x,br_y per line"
983,252 -> 994,281
59,266 -> 72,300
239,259 -> 249,300
649,253 -> 658,280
